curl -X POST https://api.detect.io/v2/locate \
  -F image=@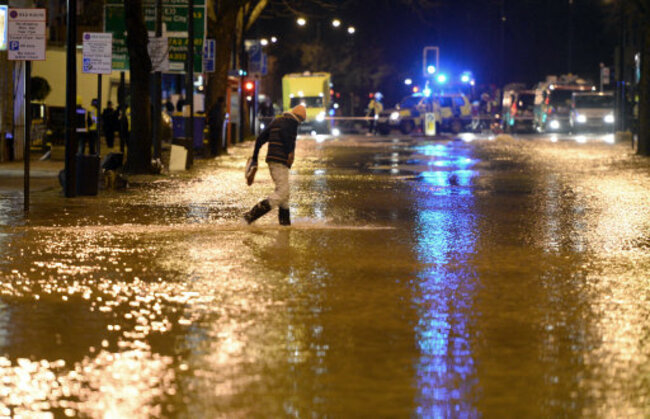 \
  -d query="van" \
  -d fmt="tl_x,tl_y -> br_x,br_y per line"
570,92 -> 615,133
